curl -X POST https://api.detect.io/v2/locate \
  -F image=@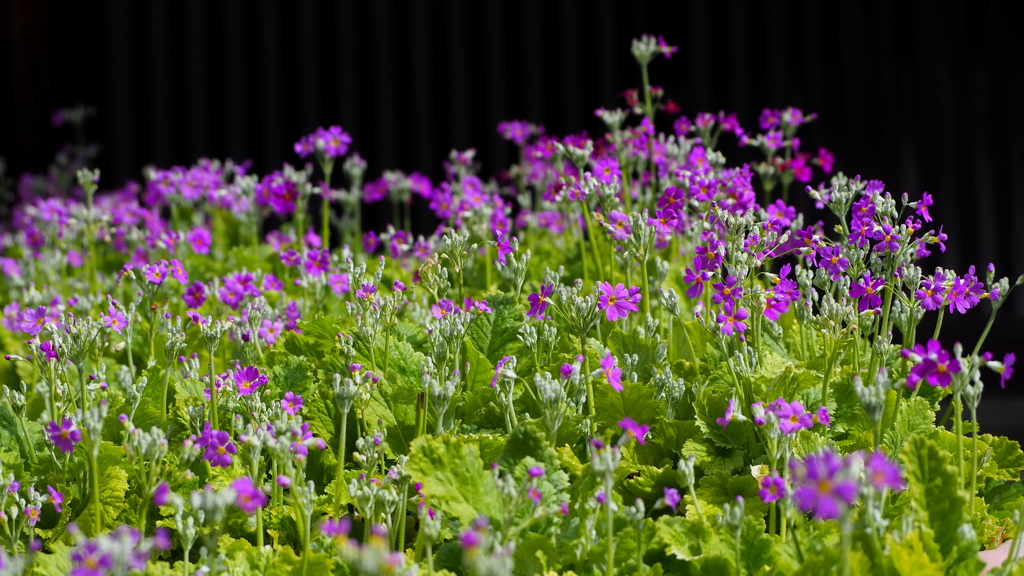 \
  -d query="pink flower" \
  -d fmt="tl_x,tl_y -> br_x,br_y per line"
281,391 -> 303,415
232,476 -> 268,515
597,351 -> 623,392
716,301 -> 749,336
758,471 -> 787,503
102,306 -> 127,334
431,299 -> 456,319
527,284 -> 554,319
617,417 -> 650,444
597,282 -> 641,322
